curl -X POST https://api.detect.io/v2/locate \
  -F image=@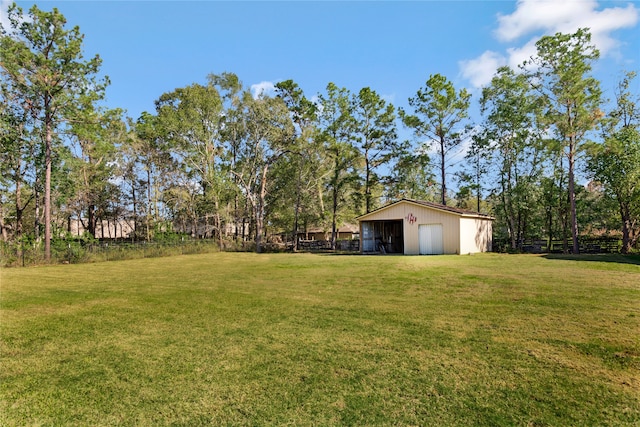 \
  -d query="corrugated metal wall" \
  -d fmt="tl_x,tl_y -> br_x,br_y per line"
418,224 -> 444,254
360,201 -> 494,255
360,202 -> 462,254
459,217 -> 493,254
